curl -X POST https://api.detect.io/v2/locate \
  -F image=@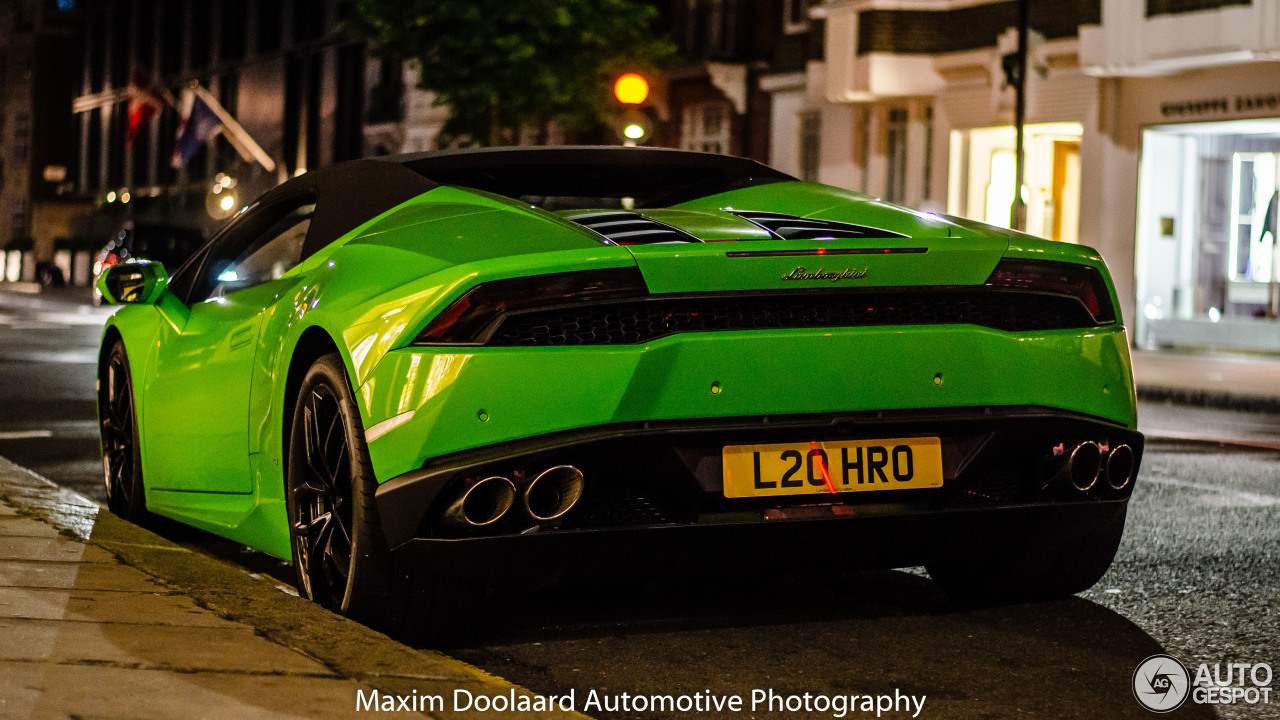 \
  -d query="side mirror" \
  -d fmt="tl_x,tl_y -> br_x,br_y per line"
97,261 -> 170,305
